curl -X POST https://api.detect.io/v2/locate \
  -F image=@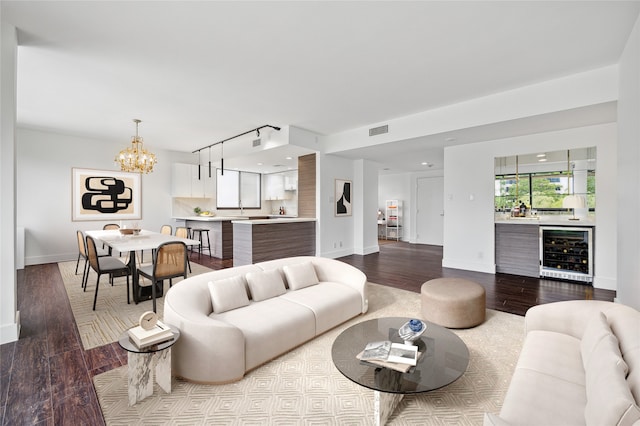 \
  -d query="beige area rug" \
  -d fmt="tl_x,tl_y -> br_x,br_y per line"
58,259 -> 212,350
93,283 -> 524,425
